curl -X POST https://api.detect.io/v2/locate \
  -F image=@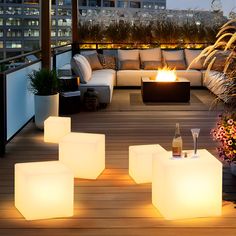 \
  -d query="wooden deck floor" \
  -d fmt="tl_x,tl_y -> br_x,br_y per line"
0,89 -> 236,236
